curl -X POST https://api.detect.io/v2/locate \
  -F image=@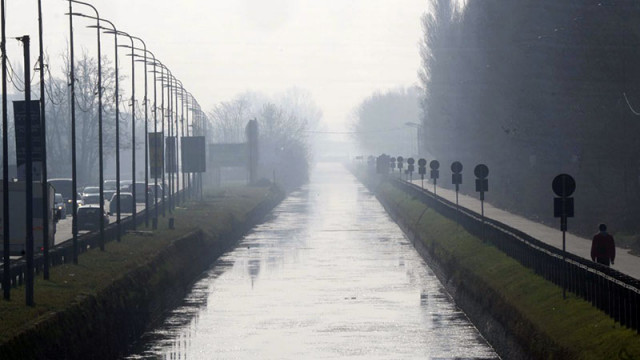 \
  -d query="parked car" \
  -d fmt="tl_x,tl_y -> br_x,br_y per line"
121,182 -> 153,203
76,205 -> 109,231
109,192 -> 135,214
54,192 -> 66,219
